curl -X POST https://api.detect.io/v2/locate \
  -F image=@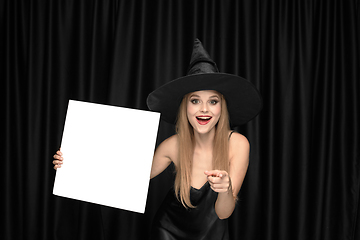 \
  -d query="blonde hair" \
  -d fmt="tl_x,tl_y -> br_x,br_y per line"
174,92 -> 230,208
